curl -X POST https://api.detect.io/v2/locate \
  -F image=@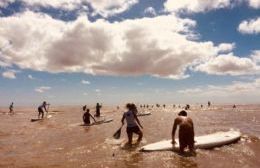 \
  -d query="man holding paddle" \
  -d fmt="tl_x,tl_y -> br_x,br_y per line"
121,103 -> 143,145
82,106 -> 96,125
38,101 -> 49,119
